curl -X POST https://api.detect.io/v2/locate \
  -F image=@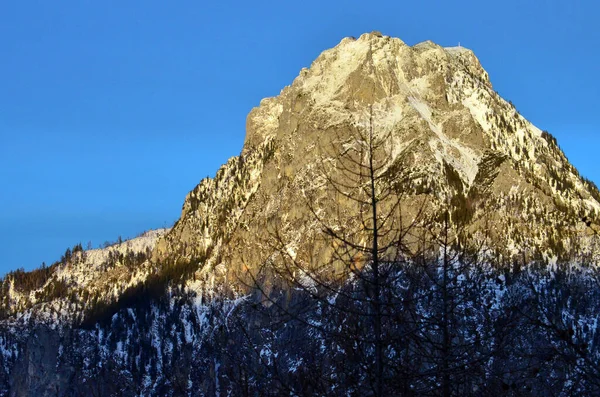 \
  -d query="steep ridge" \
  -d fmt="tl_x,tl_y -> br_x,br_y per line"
1,32 -> 599,396
0,230 -> 168,325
